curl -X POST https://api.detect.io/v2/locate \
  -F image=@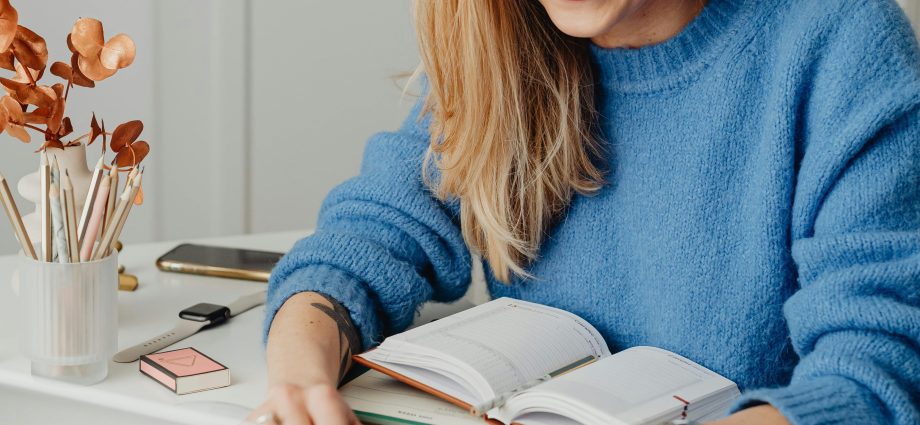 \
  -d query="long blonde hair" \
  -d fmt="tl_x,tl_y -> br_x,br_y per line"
413,0 -> 604,282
